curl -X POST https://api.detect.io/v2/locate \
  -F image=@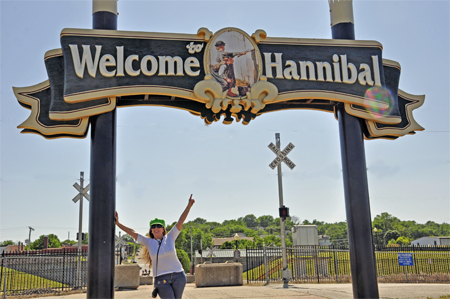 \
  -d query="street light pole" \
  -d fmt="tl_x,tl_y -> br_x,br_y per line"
234,233 -> 240,262
374,228 -> 378,247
